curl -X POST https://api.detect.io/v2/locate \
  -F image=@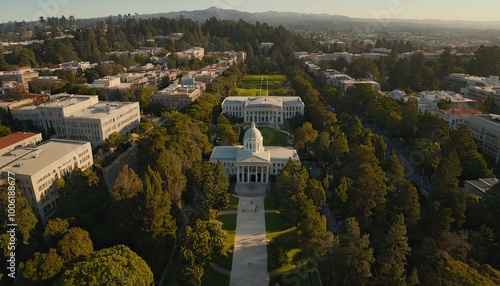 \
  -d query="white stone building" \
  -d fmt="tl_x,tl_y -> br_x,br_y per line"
150,84 -> 203,110
210,123 -> 299,184
464,114 -> 500,165
11,94 -> 140,147
0,139 -> 93,224
221,96 -> 304,125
